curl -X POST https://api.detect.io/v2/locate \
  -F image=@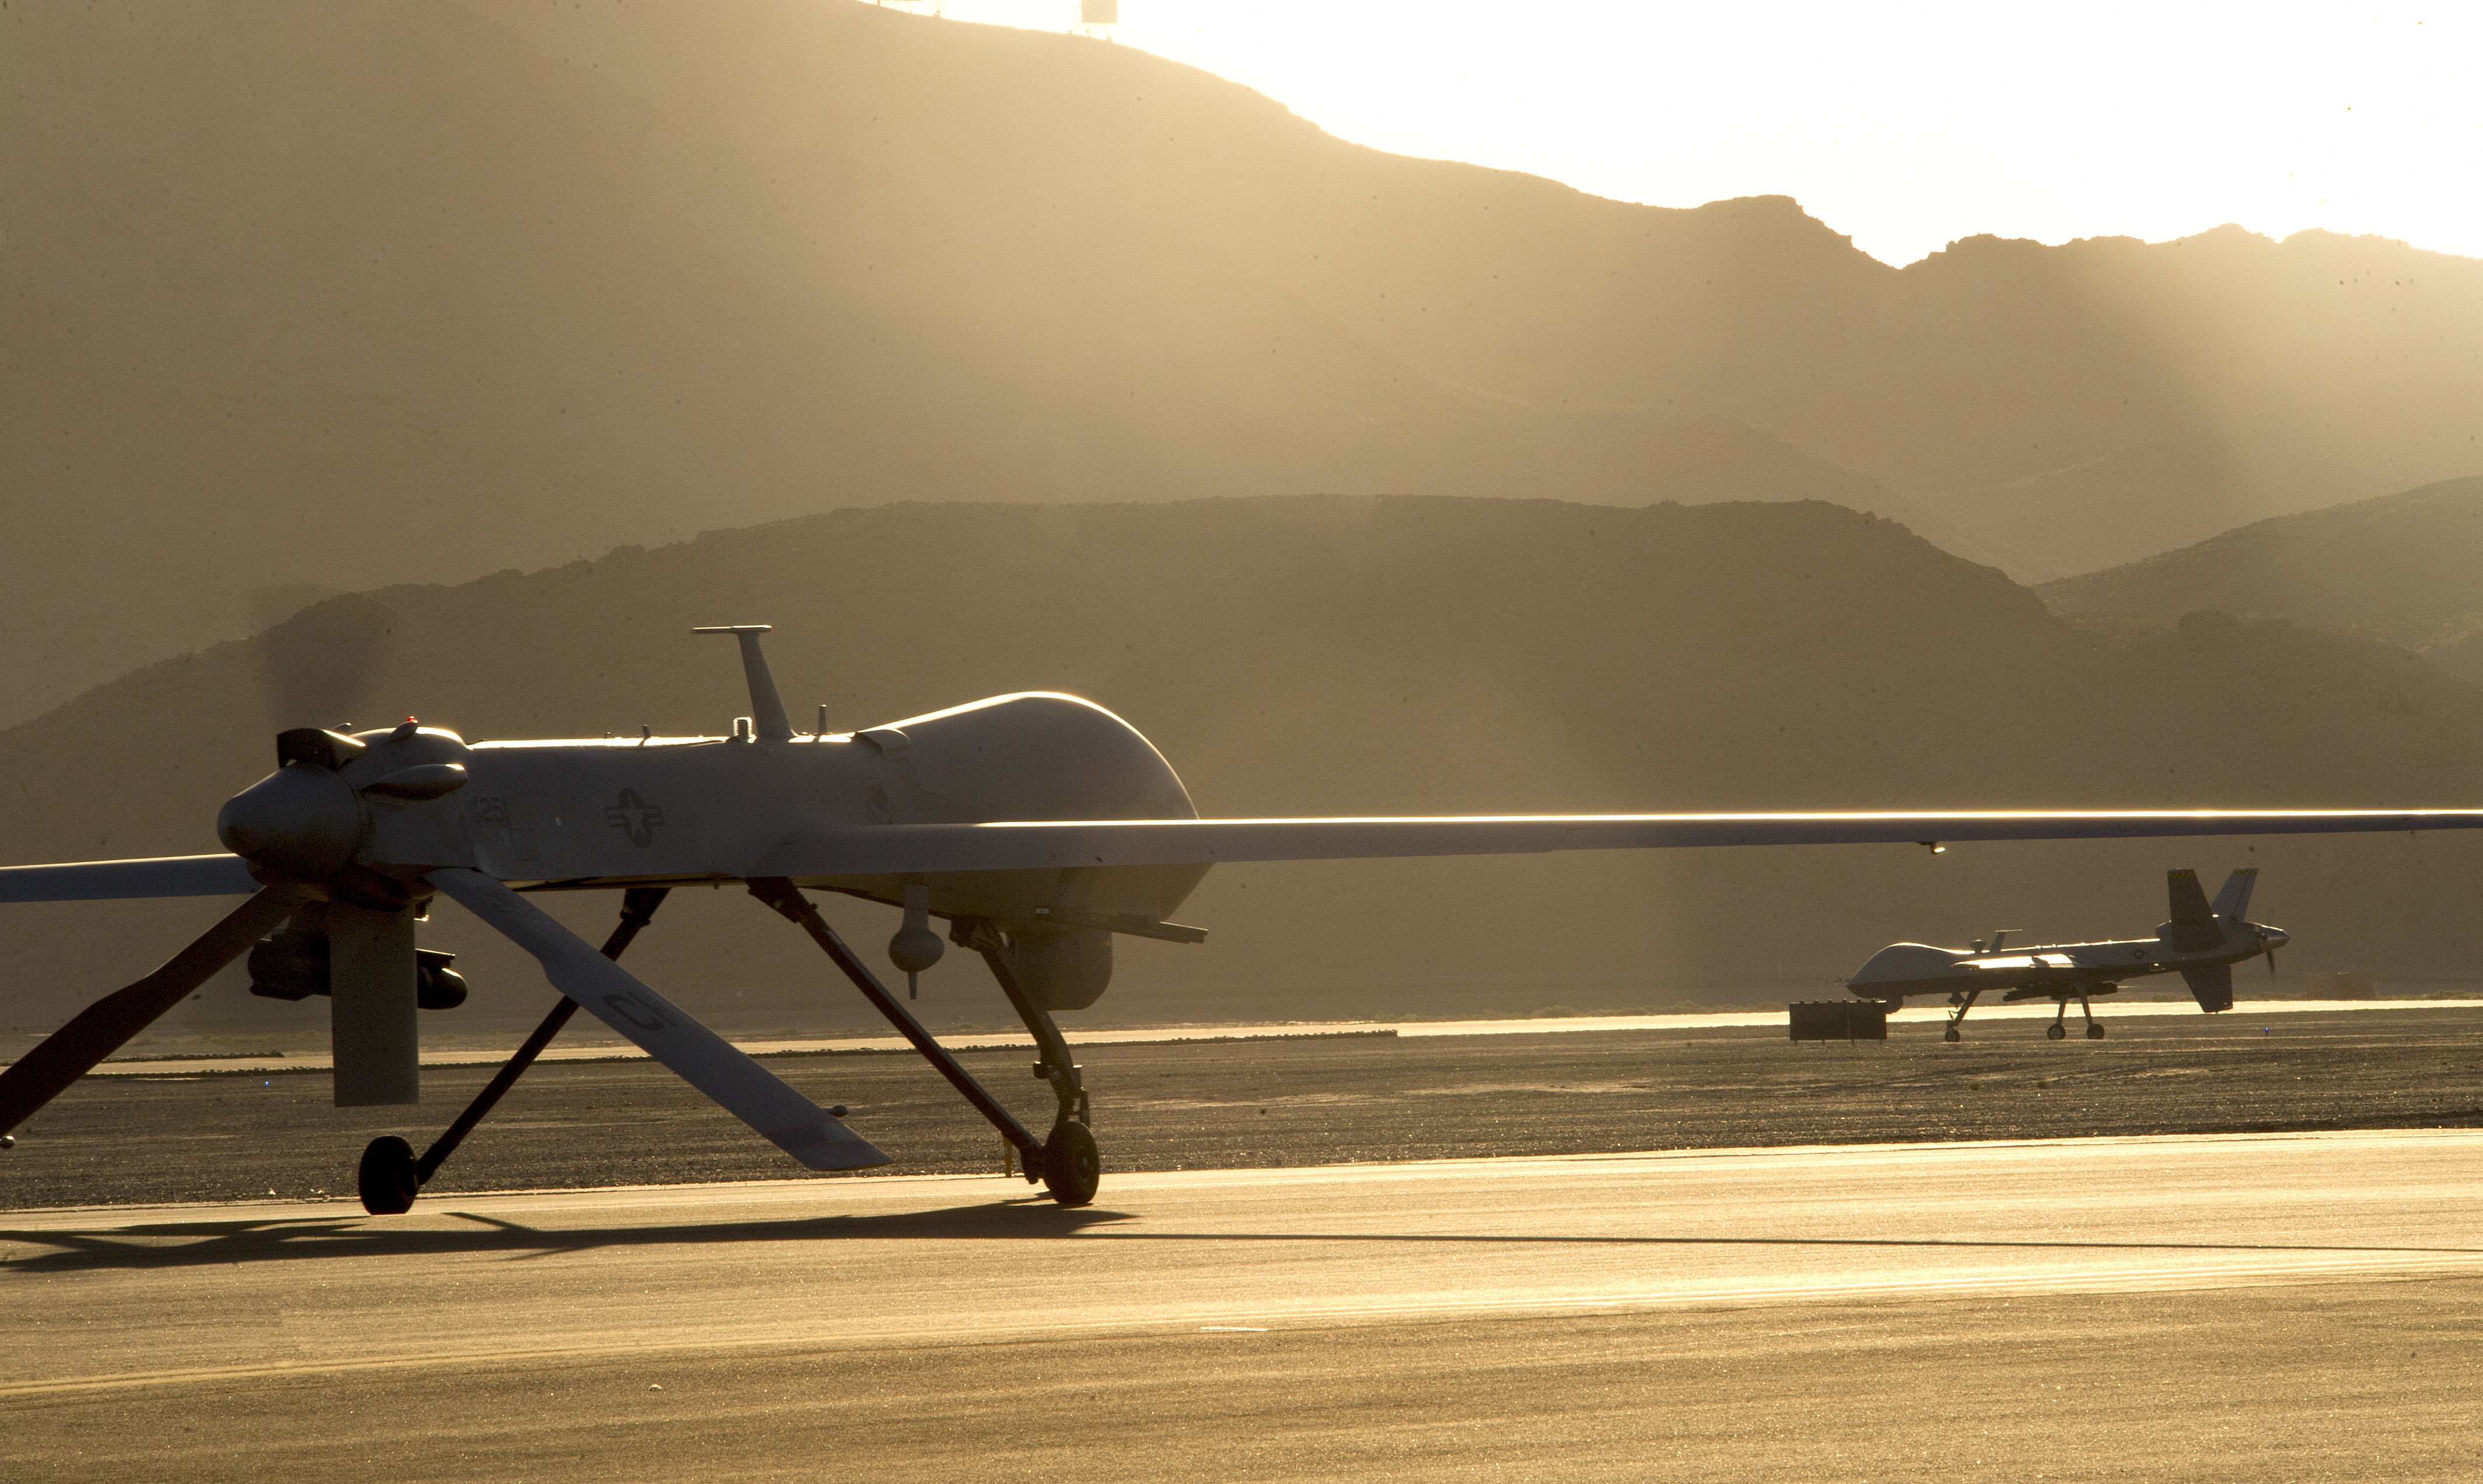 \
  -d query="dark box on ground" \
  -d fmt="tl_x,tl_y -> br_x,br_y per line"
1789,1000 -> 1889,1041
